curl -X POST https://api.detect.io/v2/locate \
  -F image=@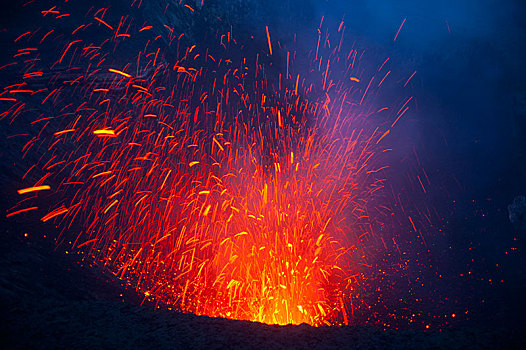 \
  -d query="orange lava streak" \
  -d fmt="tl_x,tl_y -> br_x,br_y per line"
93,129 -> 116,137
6,207 -> 38,218
41,206 -> 68,222
94,17 -> 114,31
17,185 -> 51,195
108,68 -> 132,78
266,26 -> 273,56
